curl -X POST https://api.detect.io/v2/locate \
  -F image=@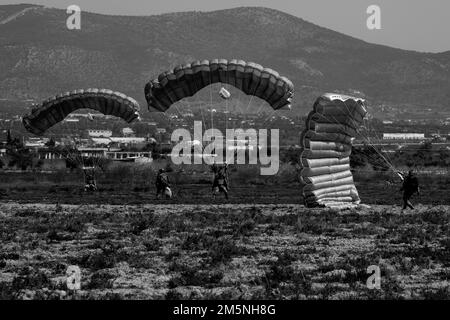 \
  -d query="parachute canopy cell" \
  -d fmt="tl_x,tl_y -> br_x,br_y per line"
22,89 -> 141,135
144,59 -> 294,112
299,93 -> 367,209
